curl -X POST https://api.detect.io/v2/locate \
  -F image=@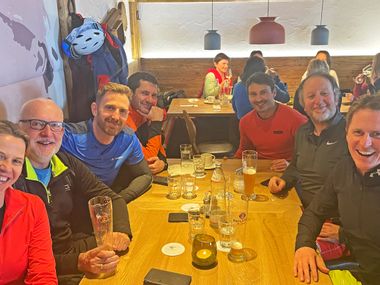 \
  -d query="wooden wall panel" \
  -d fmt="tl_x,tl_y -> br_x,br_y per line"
141,56 -> 372,97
